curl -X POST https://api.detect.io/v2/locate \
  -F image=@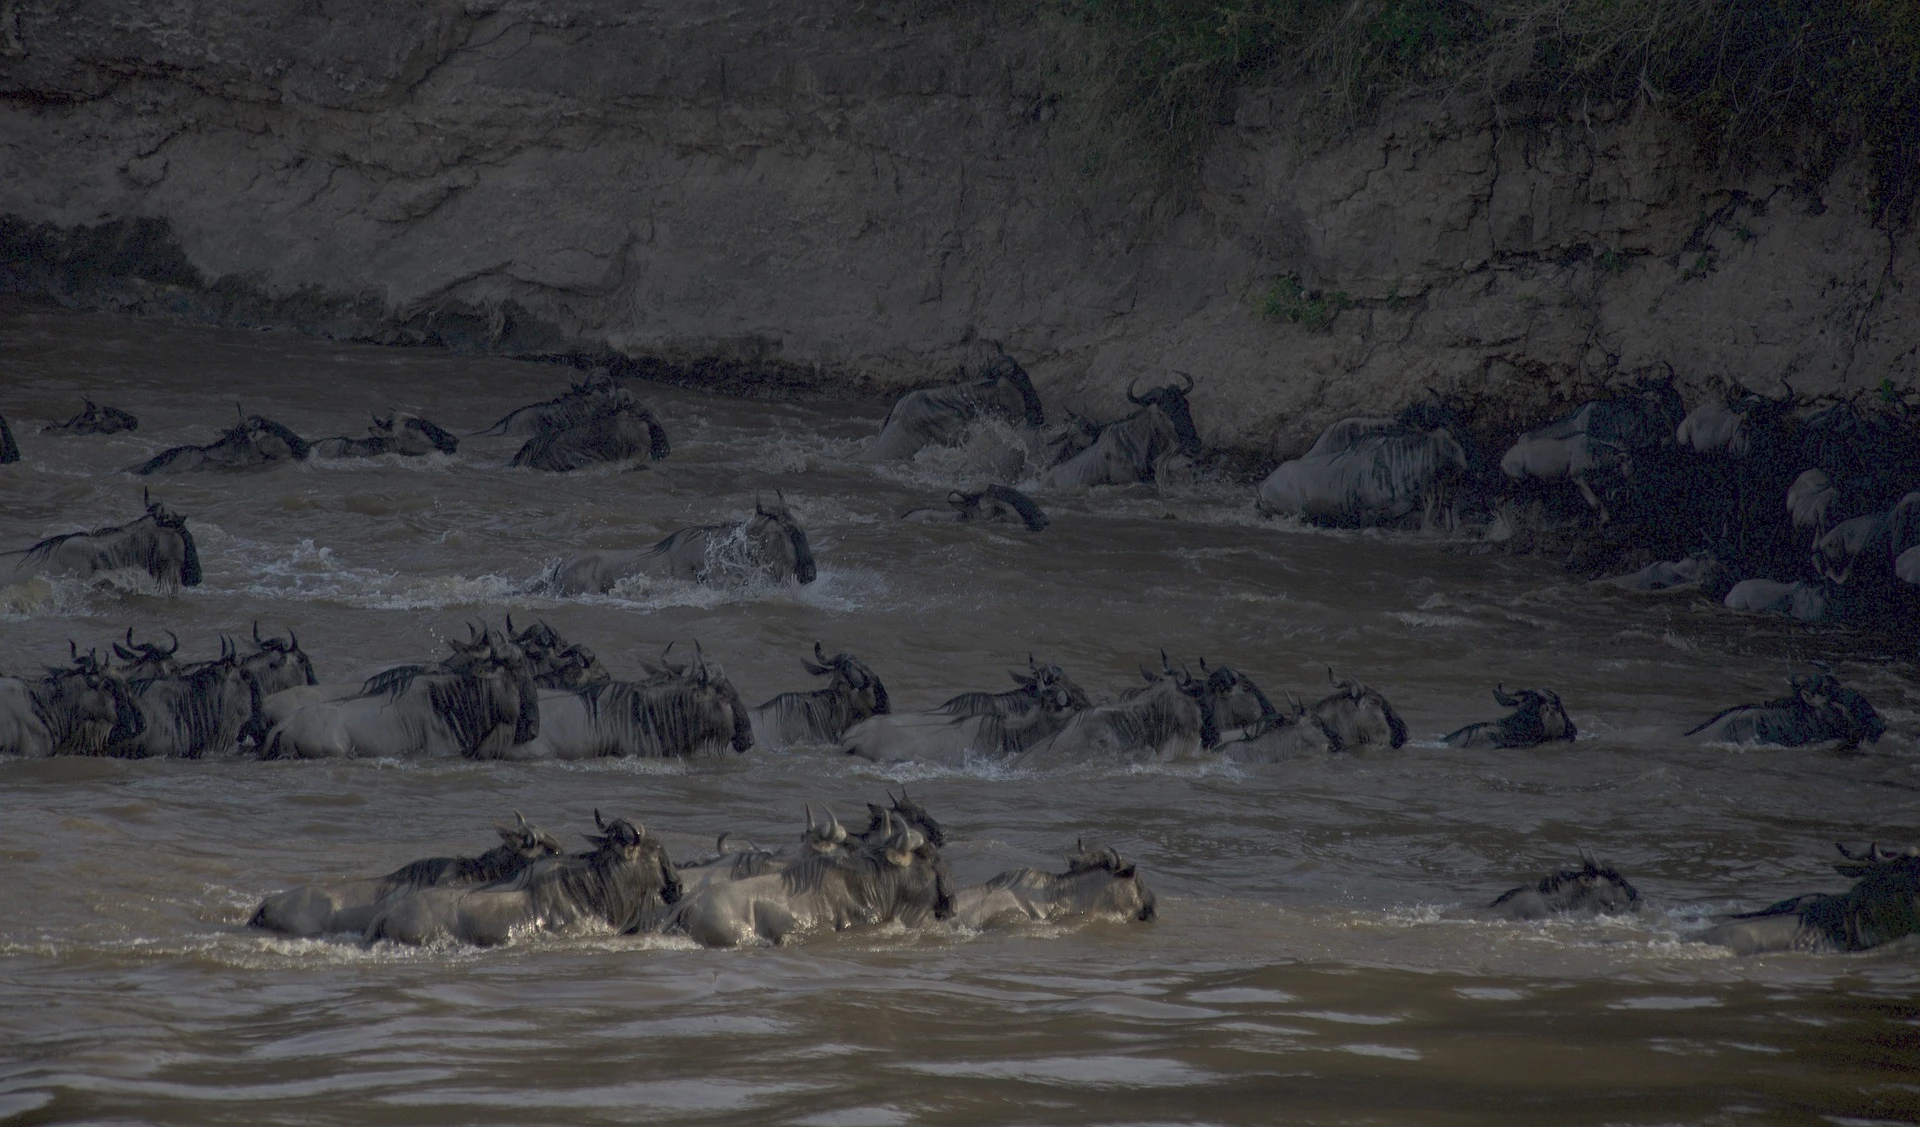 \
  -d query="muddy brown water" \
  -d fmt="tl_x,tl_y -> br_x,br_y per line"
2,299 -> 1918,1125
